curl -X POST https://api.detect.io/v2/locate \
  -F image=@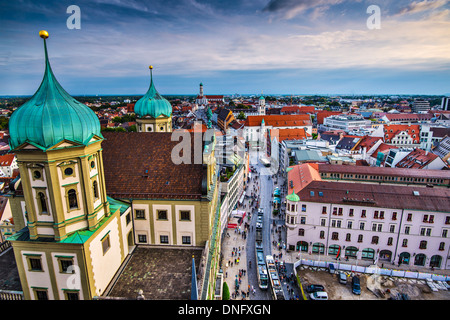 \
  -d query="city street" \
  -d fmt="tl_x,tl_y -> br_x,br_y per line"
222,149 -> 302,300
